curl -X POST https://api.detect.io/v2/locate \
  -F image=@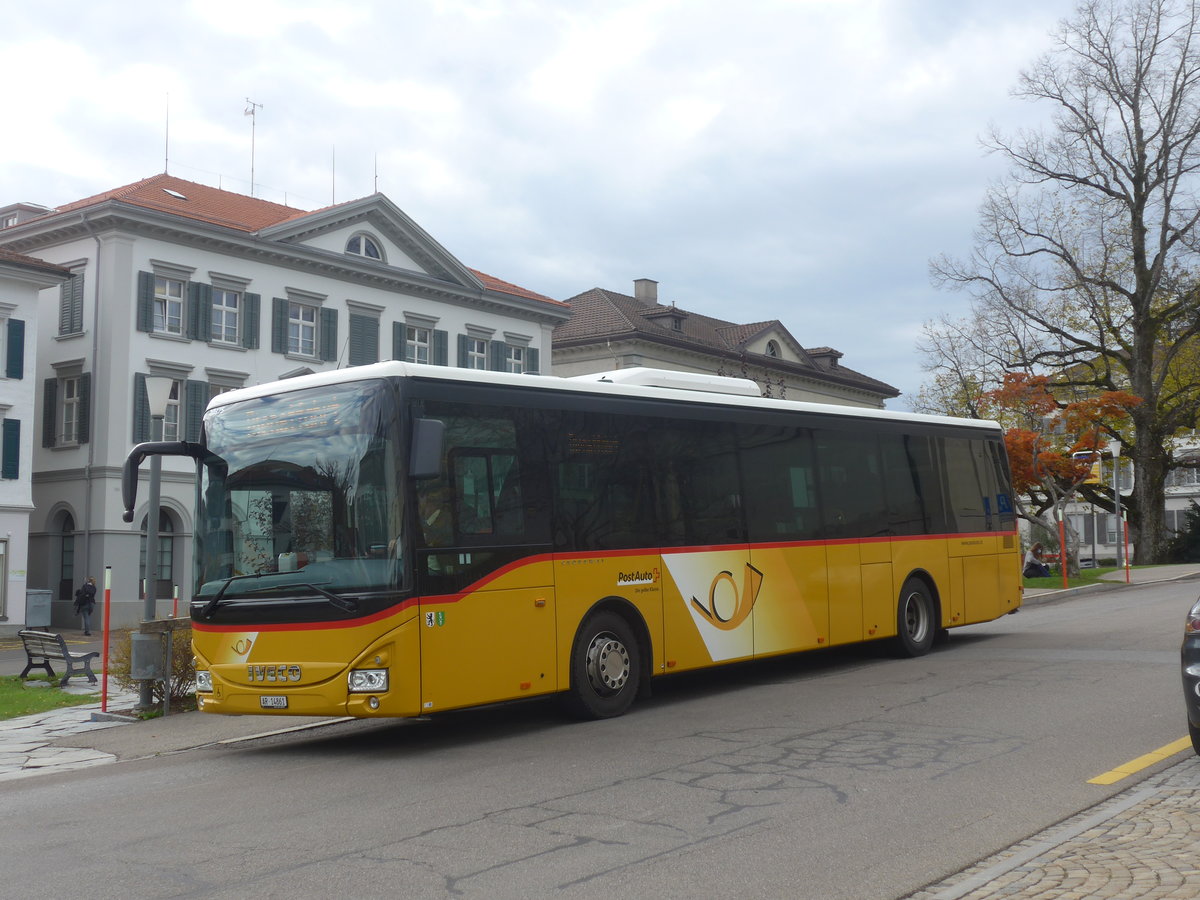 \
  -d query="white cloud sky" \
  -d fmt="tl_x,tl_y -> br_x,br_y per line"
0,0 -> 1079,407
